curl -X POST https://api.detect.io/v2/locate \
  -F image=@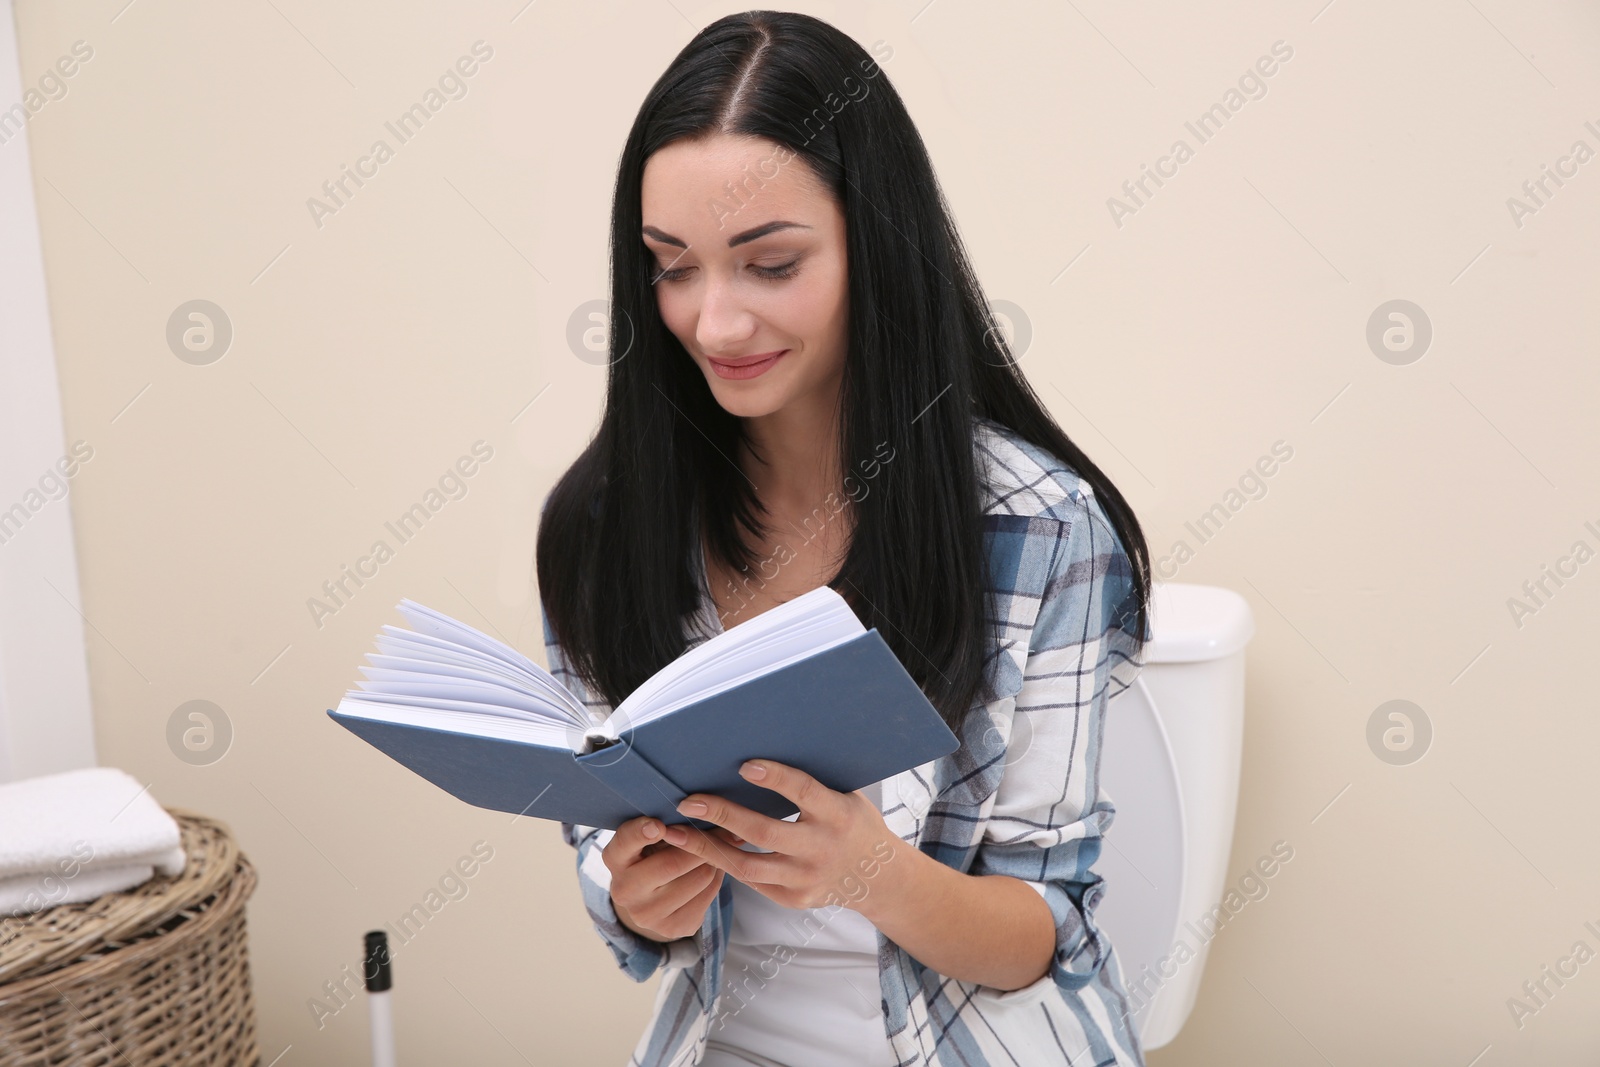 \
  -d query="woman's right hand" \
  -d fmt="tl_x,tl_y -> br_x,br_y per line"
604,815 -> 729,943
